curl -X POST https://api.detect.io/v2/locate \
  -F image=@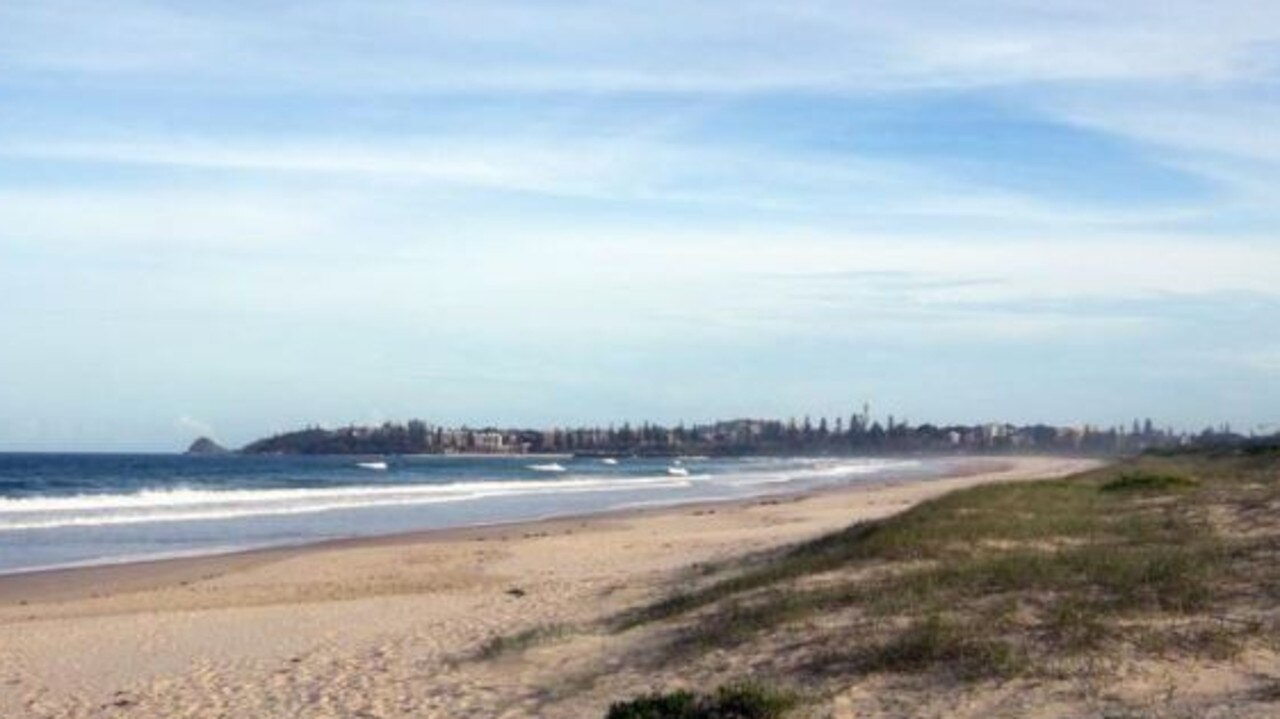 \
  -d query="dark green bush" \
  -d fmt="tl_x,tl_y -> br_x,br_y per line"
605,682 -> 796,719
1100,472 -> 1198,493
606,690 -> 698,719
